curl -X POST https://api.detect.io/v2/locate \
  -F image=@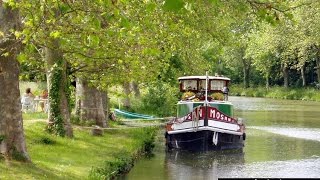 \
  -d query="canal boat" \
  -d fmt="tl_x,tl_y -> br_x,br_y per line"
165,73 -> 246,151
